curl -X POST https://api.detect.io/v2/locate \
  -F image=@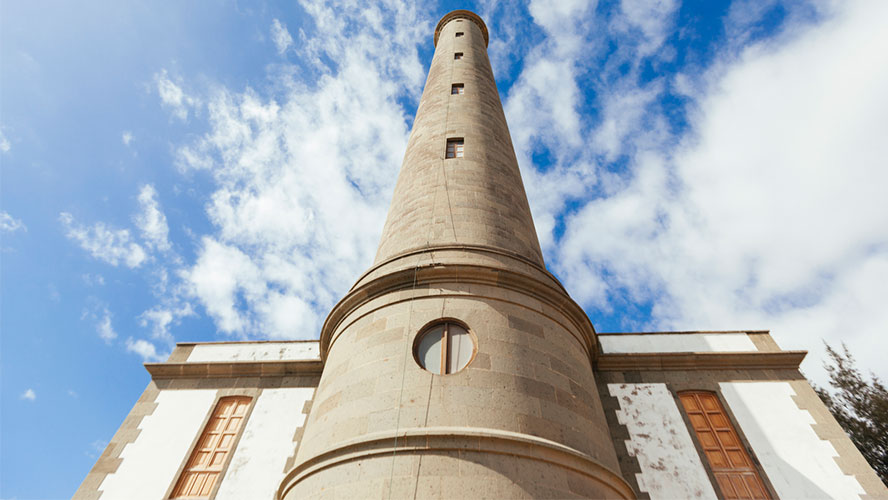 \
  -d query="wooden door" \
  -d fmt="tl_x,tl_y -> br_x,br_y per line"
679,391 -> 770,500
